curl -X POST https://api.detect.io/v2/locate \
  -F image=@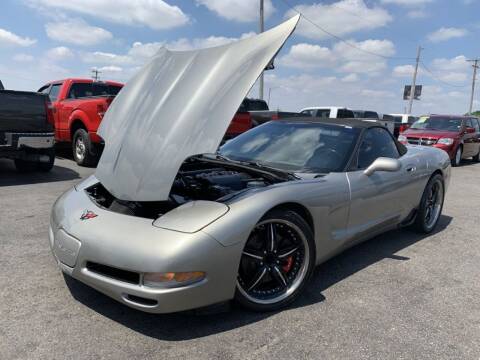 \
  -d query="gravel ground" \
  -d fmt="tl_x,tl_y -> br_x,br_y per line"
1,155 -> 479,360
